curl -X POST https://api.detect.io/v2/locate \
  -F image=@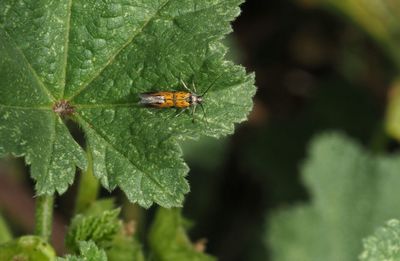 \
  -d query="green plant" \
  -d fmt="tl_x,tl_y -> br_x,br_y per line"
267,133 -> 400,261
264,1 -> 400,260
0,0 -> 255,259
